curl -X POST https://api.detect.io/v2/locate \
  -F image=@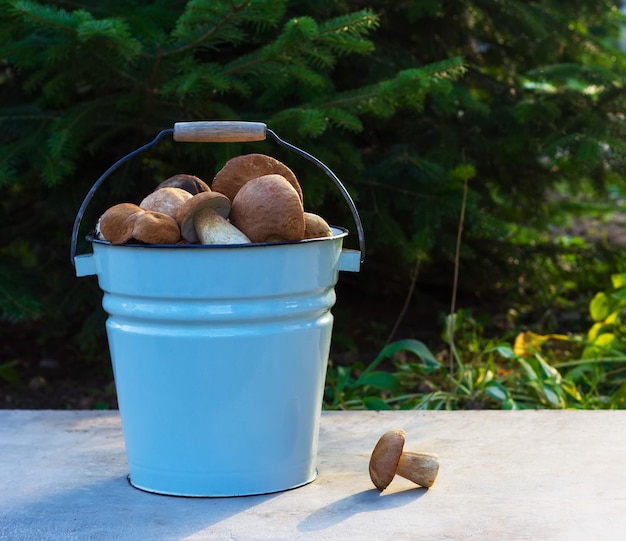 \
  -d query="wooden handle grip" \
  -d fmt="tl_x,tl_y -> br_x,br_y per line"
173,121 -> 267,143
